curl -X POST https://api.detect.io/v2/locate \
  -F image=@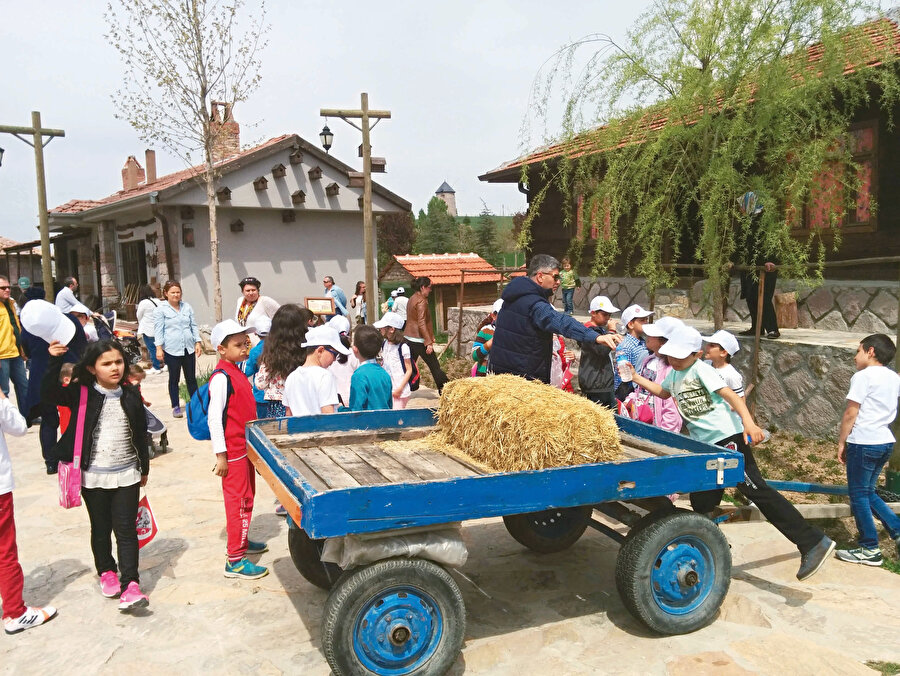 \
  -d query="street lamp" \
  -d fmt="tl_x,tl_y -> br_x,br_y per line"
319,124 -> 333,153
